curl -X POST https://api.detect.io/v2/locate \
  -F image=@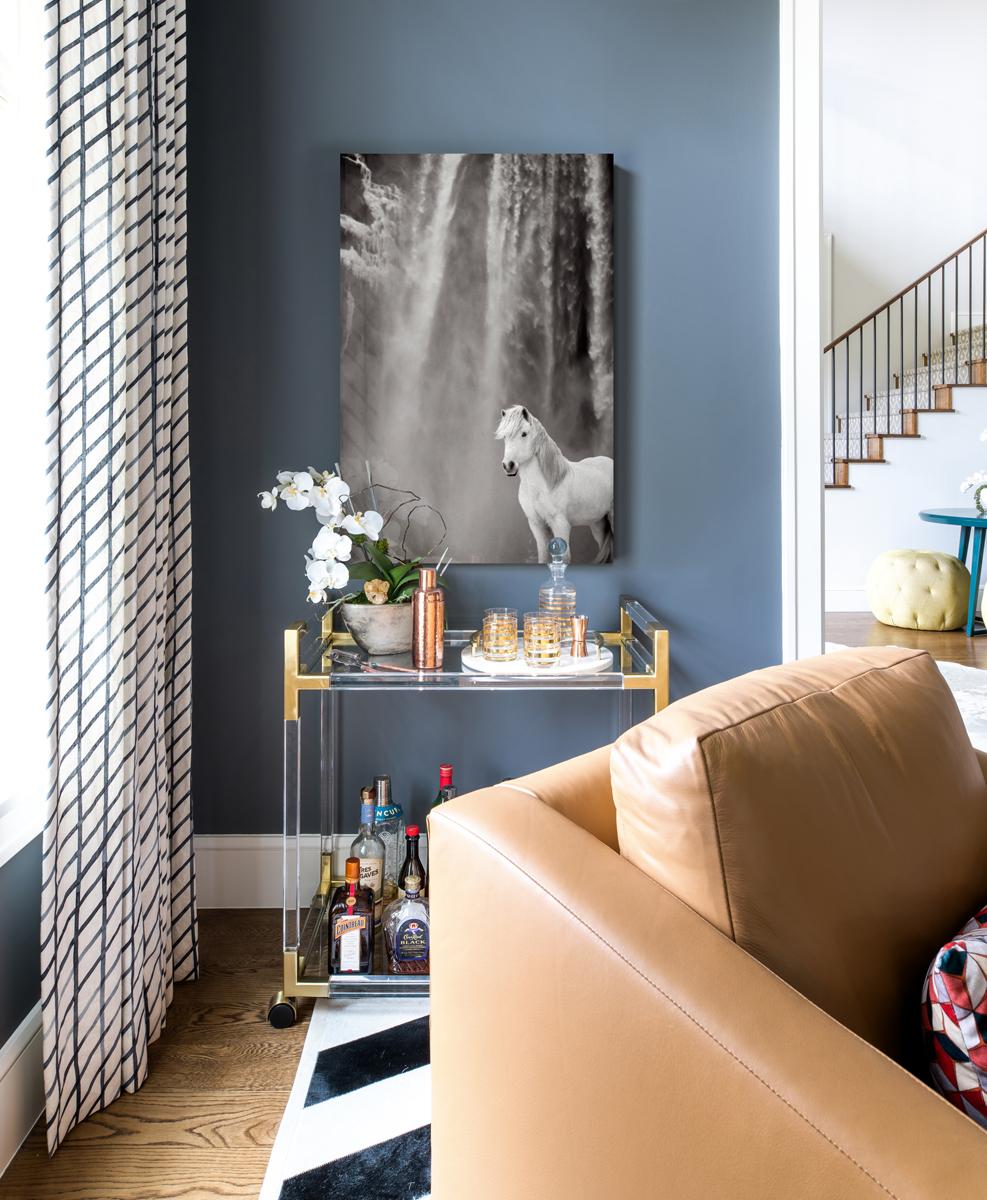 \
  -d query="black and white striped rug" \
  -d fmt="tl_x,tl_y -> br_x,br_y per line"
261,999 -> 431,1200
